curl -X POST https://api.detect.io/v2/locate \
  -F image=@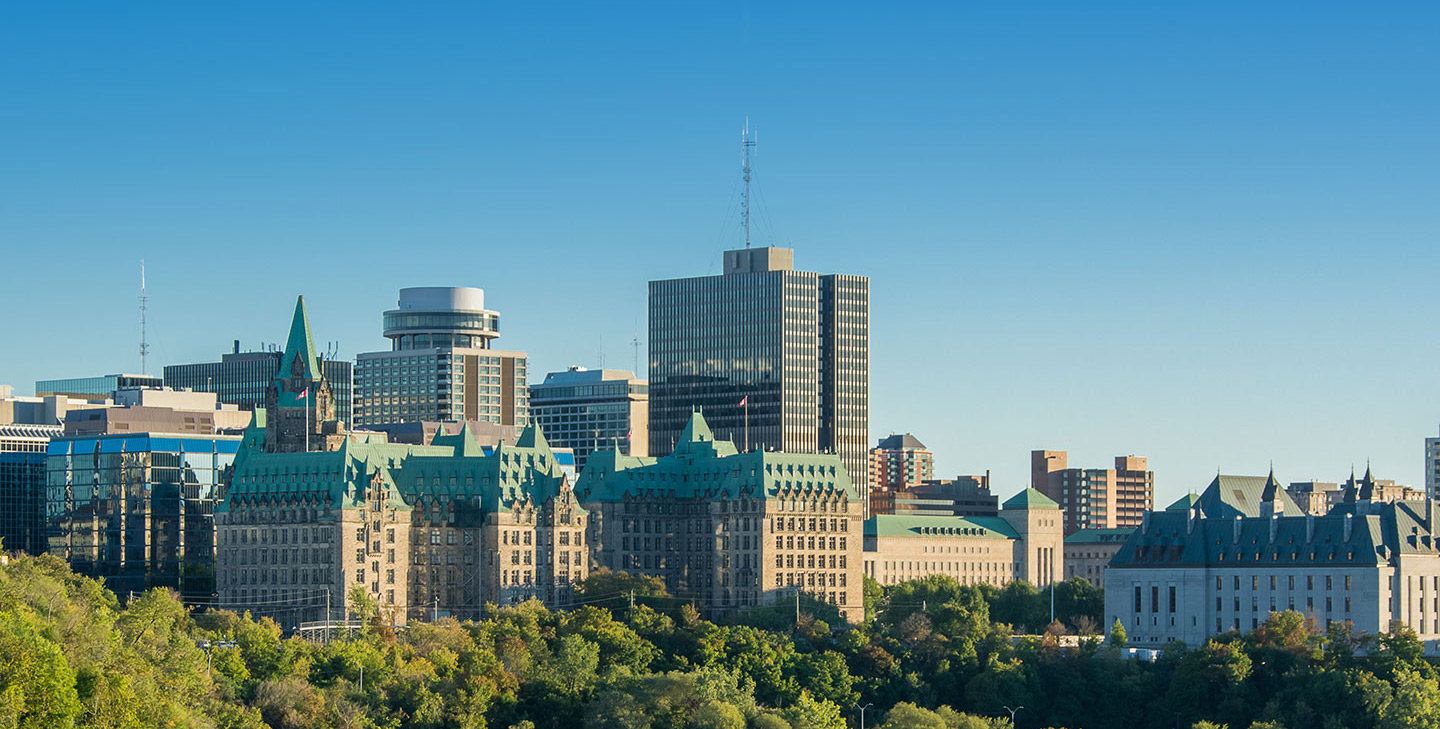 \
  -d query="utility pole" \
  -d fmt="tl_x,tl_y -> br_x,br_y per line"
629,590 -> 635,610
324,588 -> 331,644
433,596 -> 439,622
795,589 -> 800,625
740,117 -> 756,248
